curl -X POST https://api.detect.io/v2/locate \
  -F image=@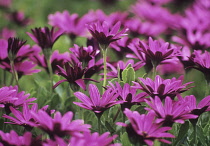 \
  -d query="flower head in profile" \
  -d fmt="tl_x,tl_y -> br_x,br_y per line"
145,96 -> 198,126
0,130 -> 42,146
0,86 -> 36,114
53,61 -> 97,91
138,37 -> 181,67
86,21 -> 128,49
117,109 -> 175,146
7,37 -> 26,61
30,110 -> 91,139
189,50 -> 210,82
133,75 -> 193,100
73,84 -> 123,114
27,27 -> 63,50
109,82 -> 147,110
